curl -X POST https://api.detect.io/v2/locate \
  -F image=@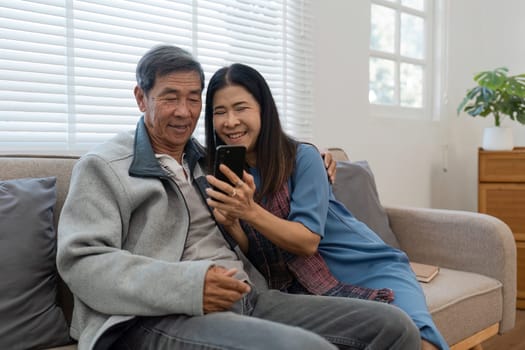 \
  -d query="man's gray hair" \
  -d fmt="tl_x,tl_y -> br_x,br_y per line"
136,44 -> 205,95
